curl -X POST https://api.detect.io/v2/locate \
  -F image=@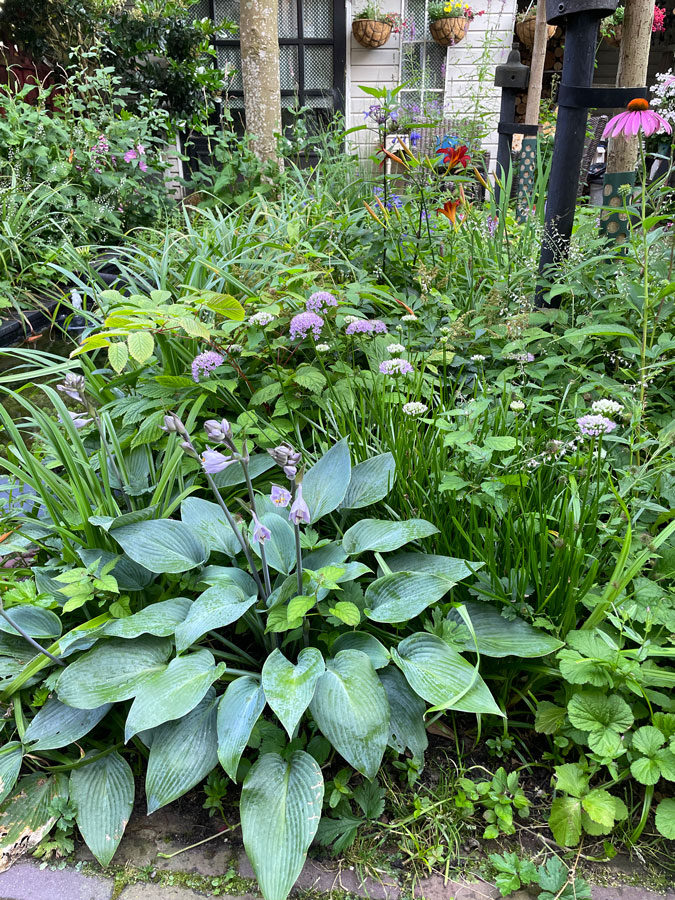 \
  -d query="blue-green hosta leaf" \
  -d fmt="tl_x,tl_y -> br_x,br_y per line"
302,543 -> 347,570
241,751 -> 324,900
339,453 -> 395,510
78,548 -> 154,591
0,743 -> 22,804
124,650 -> 225,741
0,607 -> 62,639
112,520 -> 208,574
69,751 -> 134,867
392,633 -> 503,717
365,571 -> 452,623
56,637 -> 173,708
103,597 -> 192,639
342,519 -> 439,555
24,699 -> 112,750
200,565 -> 258,597
180,497 -> 241,558
262,648 -> 324,739
379,665 -> 428,760
212,452 -> 276,488
310,650 -> 389,779
332,632 -> 390,669
217,676 -> 266,782
446,601 -> 563,657
385,552 -> 482,582
174,586 -> 257,654
250,514 -> 296,575
145,690 -> 219,814
302,439 -> 351,523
